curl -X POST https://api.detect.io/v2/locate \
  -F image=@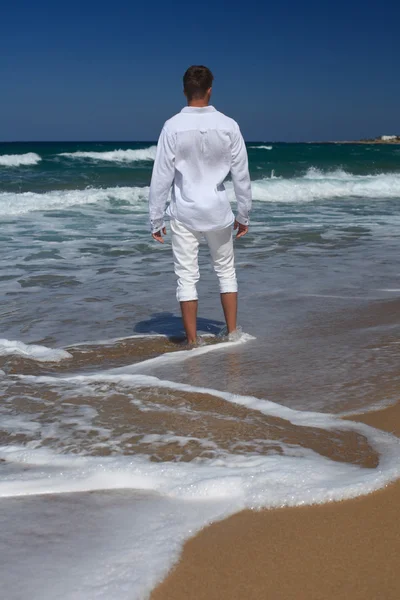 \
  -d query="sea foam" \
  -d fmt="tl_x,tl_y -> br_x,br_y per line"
59,147 -> 157,163
12,364 -> 400,505
2,349 -> 400,599
107,330 -> 255,374
2,170 -> 400,218
0,339 -> 71,362
250,169 -> 400,203
0,186 -> 149,216
249,145 -> 273,150
0,153 -> 41,167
